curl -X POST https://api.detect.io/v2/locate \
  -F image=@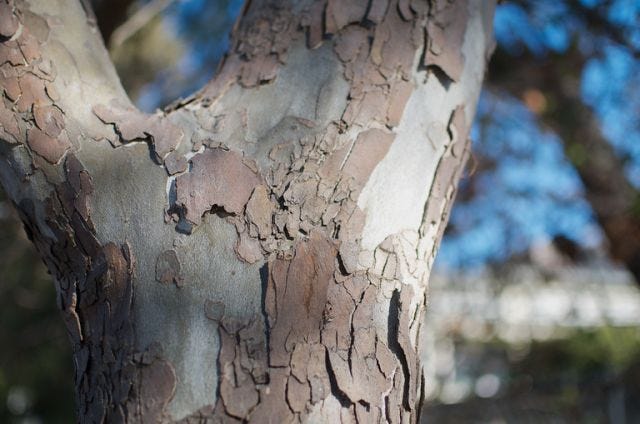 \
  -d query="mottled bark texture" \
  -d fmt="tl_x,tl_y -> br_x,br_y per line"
0,0 -> 495,422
